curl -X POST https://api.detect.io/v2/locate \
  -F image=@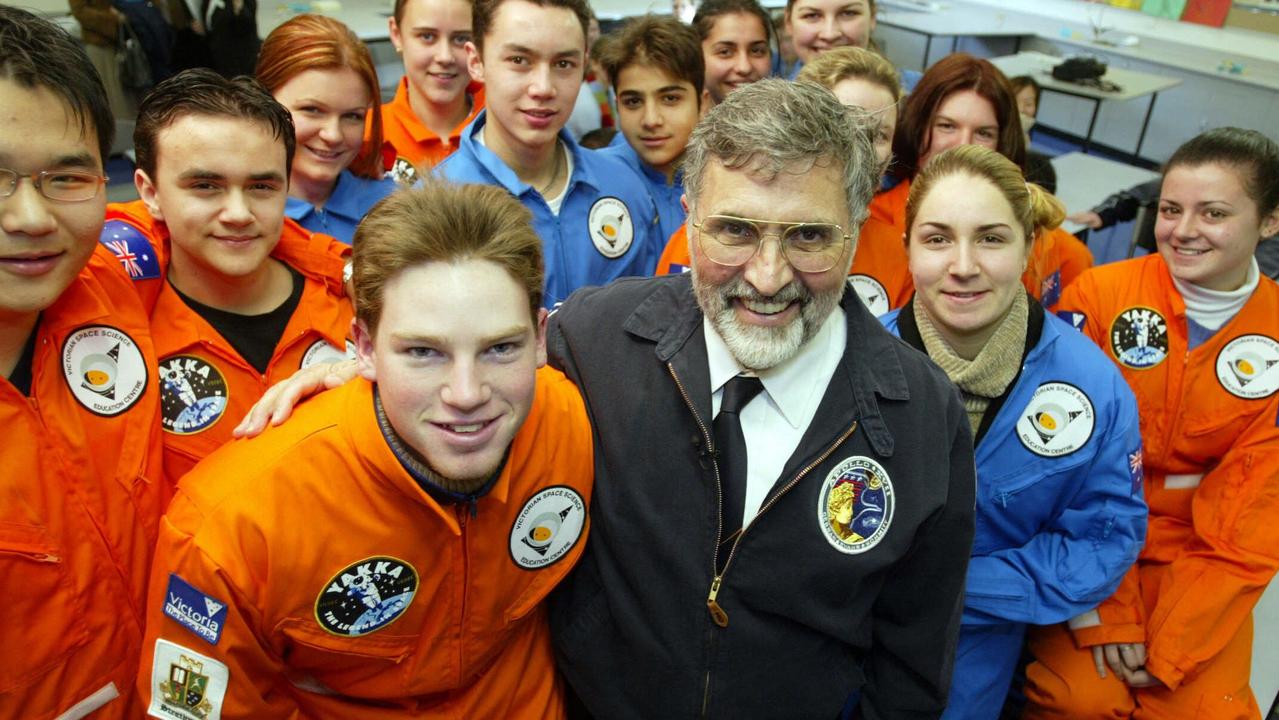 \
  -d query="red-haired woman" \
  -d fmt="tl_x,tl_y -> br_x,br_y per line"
257,14 -> 396,244
883,53 -> 1090,308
